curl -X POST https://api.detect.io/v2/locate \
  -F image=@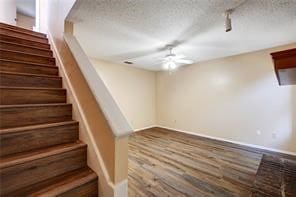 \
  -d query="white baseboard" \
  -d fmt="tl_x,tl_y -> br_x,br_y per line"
113,179 -> 128,197
155,125 -> 296,157
134,125 -> 157,132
